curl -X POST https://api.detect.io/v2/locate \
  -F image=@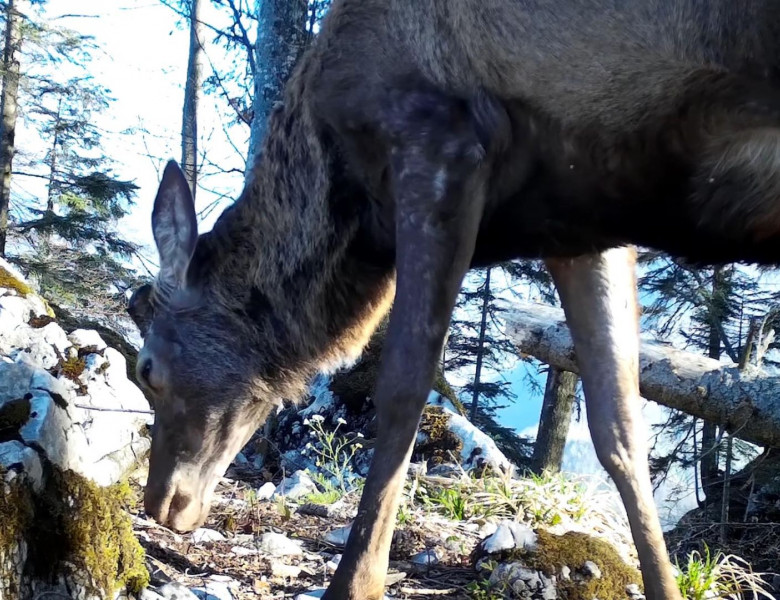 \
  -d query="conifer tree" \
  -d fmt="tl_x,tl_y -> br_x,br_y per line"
638,252 -> 779,505
4,7 -> 146,334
